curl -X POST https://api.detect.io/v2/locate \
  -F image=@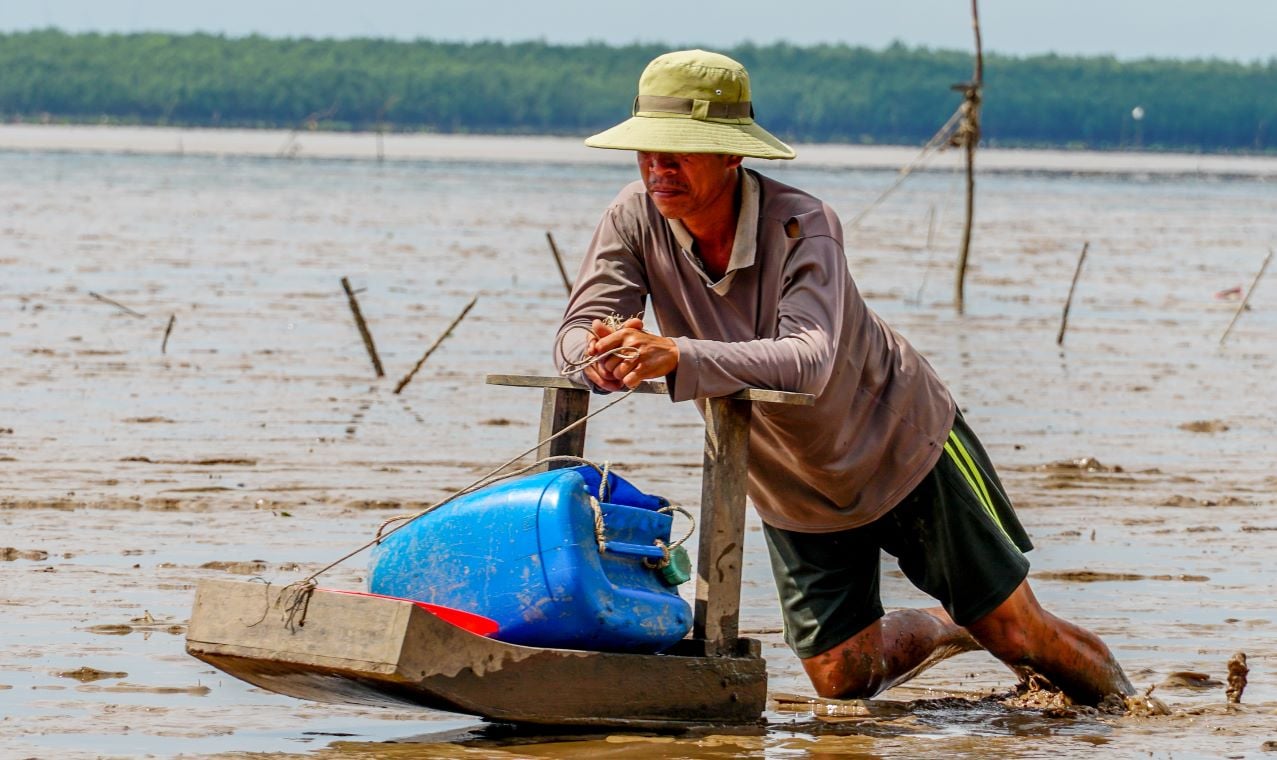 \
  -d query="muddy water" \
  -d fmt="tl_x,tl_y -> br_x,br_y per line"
1,127 -> 1275,758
